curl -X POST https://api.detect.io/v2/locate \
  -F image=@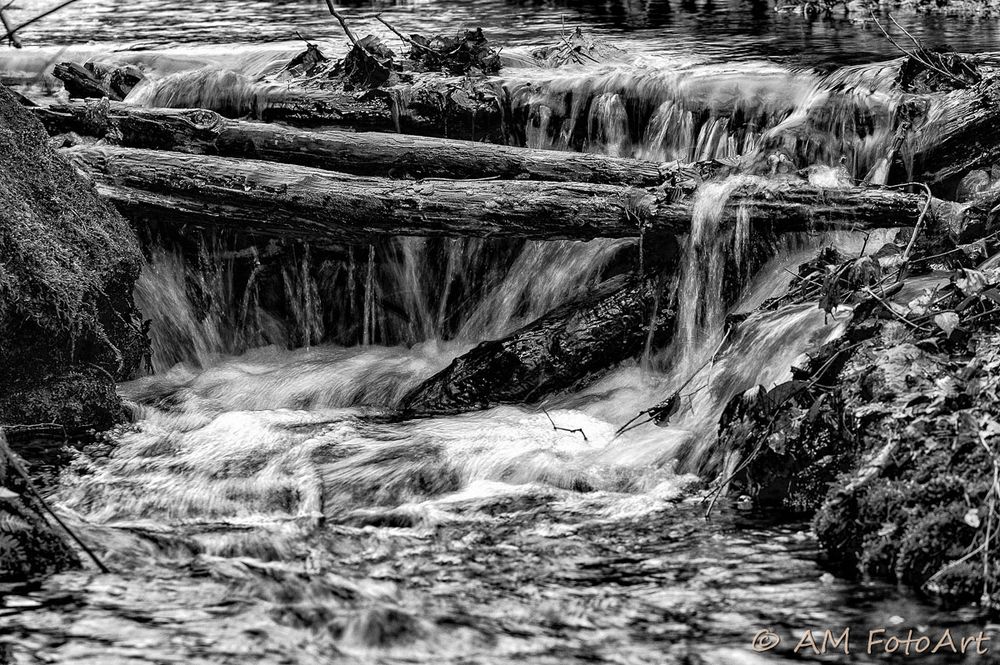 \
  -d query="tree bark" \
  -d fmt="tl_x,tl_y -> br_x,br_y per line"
401,273 -> 676,415
63,145 -> 979,242
36,101 -> 678,187
52,62 -> 122,101
910,78 -> 1000,189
